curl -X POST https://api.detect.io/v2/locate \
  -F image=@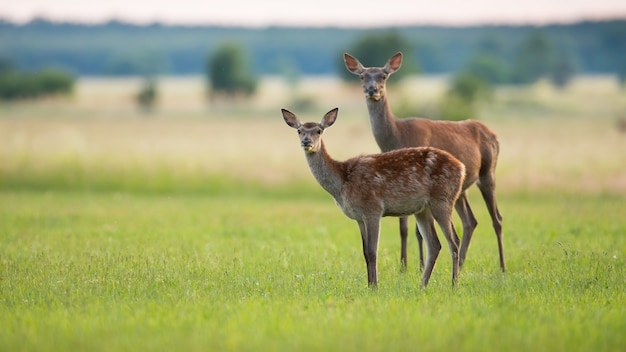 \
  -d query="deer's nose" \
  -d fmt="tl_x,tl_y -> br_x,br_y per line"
301,138 -> 311,147
366,86 -> 378,96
